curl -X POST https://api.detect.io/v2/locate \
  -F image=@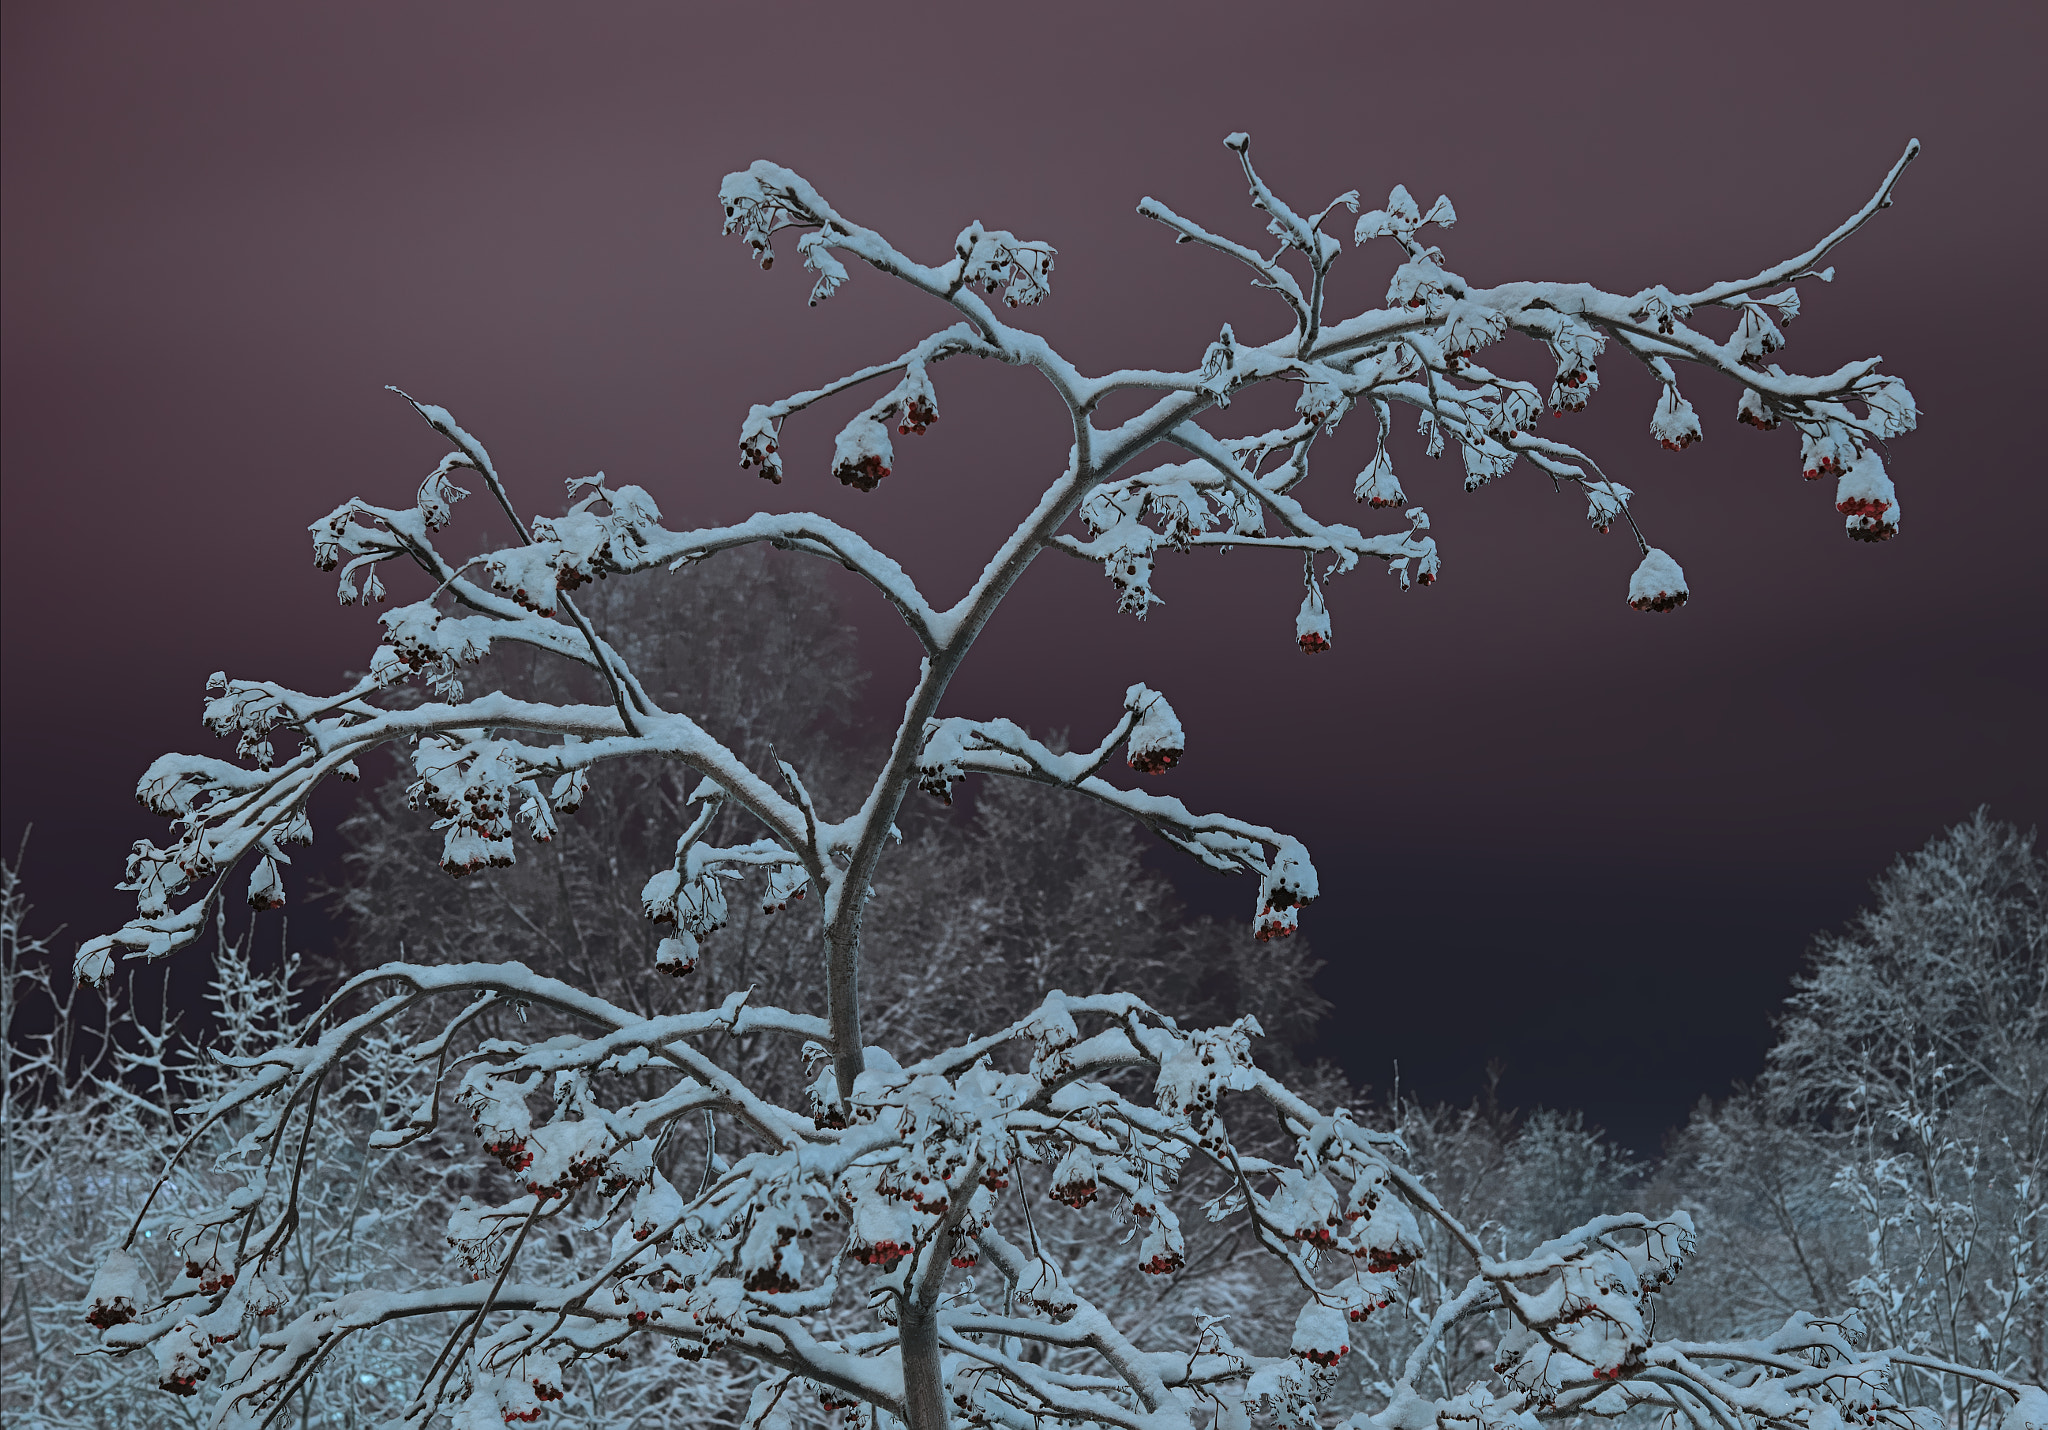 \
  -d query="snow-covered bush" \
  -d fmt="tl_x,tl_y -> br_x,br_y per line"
68,133 -> 2038,1430
1,850 -> 179,1429
1,854 -> 491,1428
